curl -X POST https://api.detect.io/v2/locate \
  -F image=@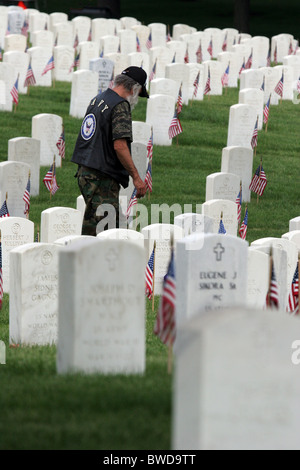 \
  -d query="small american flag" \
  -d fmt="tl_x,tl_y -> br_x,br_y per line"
251,117 -> 258,149
168,109 -> 183,139
23,175 -> 30,215
289,39 -> 293,55
204,67 -> 211,95
266,258 -> 279,309
236,186 -> 242,224
145,246 -> 155,299
10,76 -> 19,105
0,200 -> 9,218
145,162 -> 152,193
245,49 -> 253,69
108,68 -> 114,89
43,162 -> 59,195
24,60 -> 36,87
42,55 -> 54,75
126,187 -> 137,218
184,46 -> 189,63
221,63 -> 229,87
196,41 -> 203,63
287,264 -> 299,315
222,32 -> 227,51
73,31 -> 79,49
0,236 -> 3,310
273,44 -> 277,64
147,129 -> 153,162
207,37 -> 213,57
274,72 -> 284,97
149,59 -> 157,82
218,218 -> 226,234
154,249 -> 176,346
136,36 -> 141,52
267,46 -> 271,66
146,31 -> 152,49
87,26 -> 92,41
99,48 -> 104,58
193,71 -> 200,98
263,94 -> 271,124
249,164 -> 267,196
239,207 -> 248,240
176,83 -> 183,114
21,18 -> 29,37
239,59 -> 245,76
56,127 -> 65,159
69,52 -> 80,73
